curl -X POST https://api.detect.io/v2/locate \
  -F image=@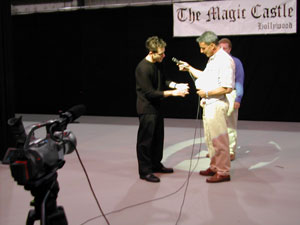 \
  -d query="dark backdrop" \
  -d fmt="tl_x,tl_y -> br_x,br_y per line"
11,5 -> 300,121
1,0 -> 15,160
